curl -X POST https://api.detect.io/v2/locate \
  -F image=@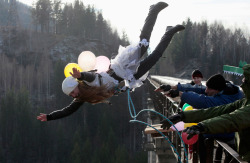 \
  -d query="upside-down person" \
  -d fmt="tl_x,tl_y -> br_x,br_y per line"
37,2 -> 185,122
